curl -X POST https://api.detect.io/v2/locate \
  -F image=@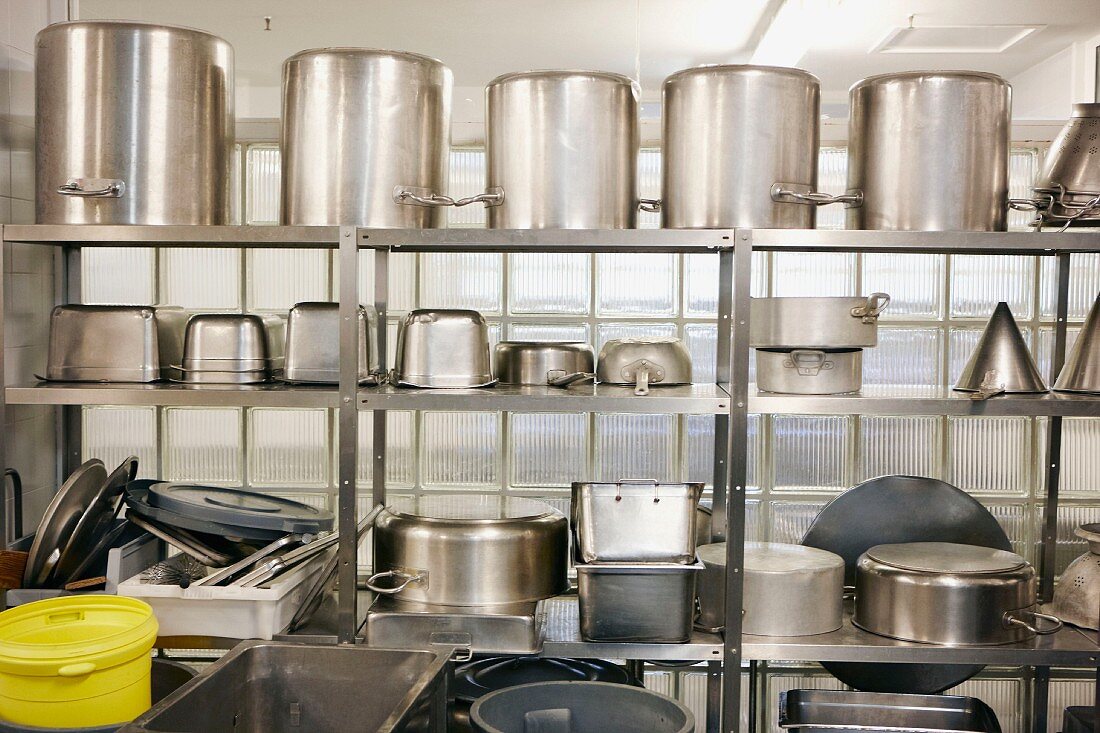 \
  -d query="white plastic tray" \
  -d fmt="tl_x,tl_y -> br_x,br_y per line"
118,549 -> 332,640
